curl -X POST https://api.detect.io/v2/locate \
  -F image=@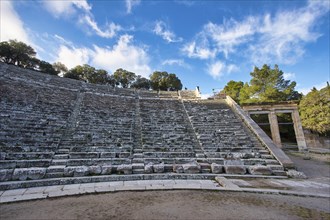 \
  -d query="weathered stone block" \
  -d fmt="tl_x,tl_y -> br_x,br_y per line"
224,165 -> 246,174
153,163 -> 165,173
211,163 -> 223,174
101,165 -> 112,175
173,164 -> 184,173
63,167 -> 75,177
287,169 -> 307,179
182,161 -> 200,174
144,163 -> 153,173
74,166 -> 90,177
12,168 -> 46,181
248,165 -> 272,175
89,165 -> 102,175
0,169 -> 13,181
117,164 -> 132,174
224,160 -> 244,166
